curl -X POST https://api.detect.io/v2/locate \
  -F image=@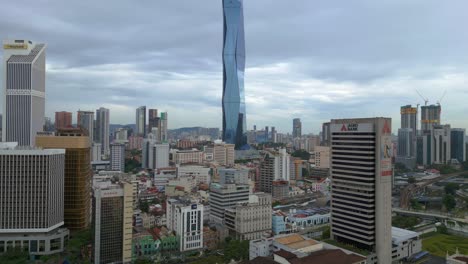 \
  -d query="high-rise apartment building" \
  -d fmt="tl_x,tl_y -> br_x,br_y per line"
209,183 -> 250,224
93,180 -> 133,264
36,128 -> 92,231
55,111 -> 72,130
0,142 -> 69,256
148,109 -> 159,134
451,128 -> 466,163
166,198 -> 204,252
222,0 -> 247,149
77,110 -> 94,143
2,40 -> 46,146
421,104 -> 441,132
225,193 -> 272,240
136,106 -> 146,137
159,111 -> 168,143
259,149 -> 290,194
110,143 -> 125,172
96,107 -> 110,156
330,118 -> 392,263
293,118 -> 302,138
